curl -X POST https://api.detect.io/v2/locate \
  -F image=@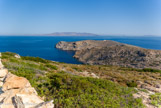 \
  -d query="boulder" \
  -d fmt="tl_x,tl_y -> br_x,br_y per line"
13,95 -> 25,108
13,94 -> 44,108
0,69 -> 8,78
14,54 -> 21,59
35,100 -> 54,108
0,89 -> 20,108
18,87 -> 38,95
0,87 -> 45,108
0,82 -> 3,86
0,80 -> 54,108
0,77 -> 5,82
2,73 -> 31,91
0,59 -> 4,69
